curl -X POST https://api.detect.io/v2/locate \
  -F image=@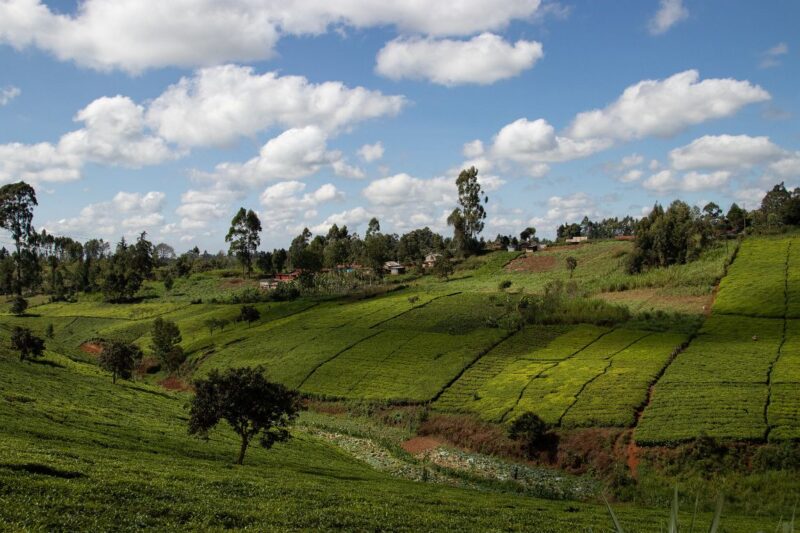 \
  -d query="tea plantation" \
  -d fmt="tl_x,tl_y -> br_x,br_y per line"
637,234 -> 800,444
1,343 -> 773,531
2,235 -> 799,529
